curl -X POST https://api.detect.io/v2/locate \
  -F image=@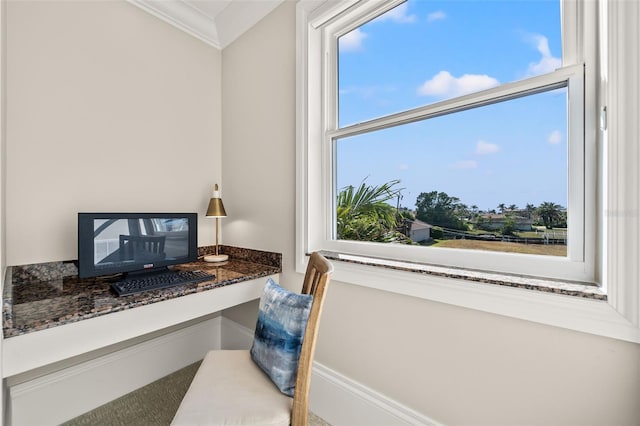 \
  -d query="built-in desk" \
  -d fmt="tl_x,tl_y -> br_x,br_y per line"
2,246 -> 280,377
2,246 -> 281,425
